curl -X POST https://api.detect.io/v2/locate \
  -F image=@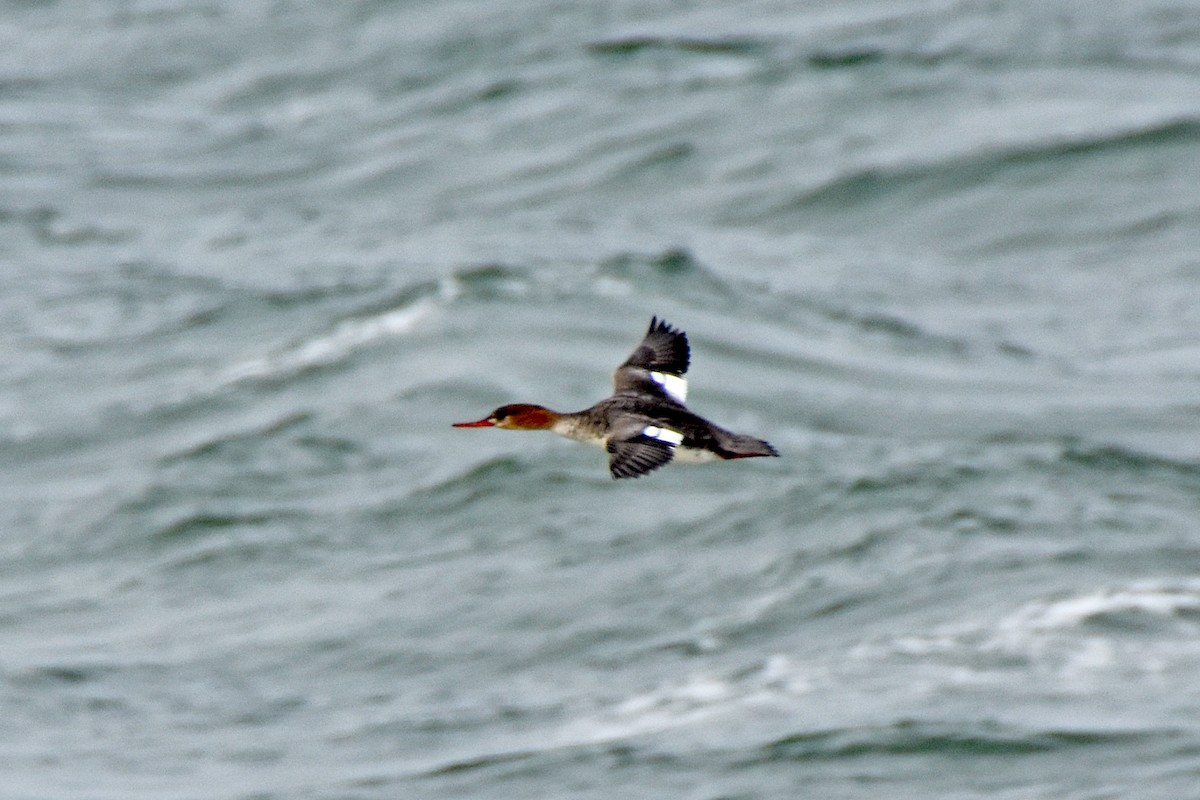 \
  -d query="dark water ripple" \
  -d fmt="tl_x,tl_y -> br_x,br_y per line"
782,116 -> 1200,212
